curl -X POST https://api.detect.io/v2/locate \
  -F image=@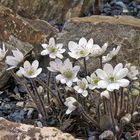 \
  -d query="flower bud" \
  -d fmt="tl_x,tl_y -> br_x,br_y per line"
121,113 -> 131,124
37,86 -> 44,95
101,90 -> 110,100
